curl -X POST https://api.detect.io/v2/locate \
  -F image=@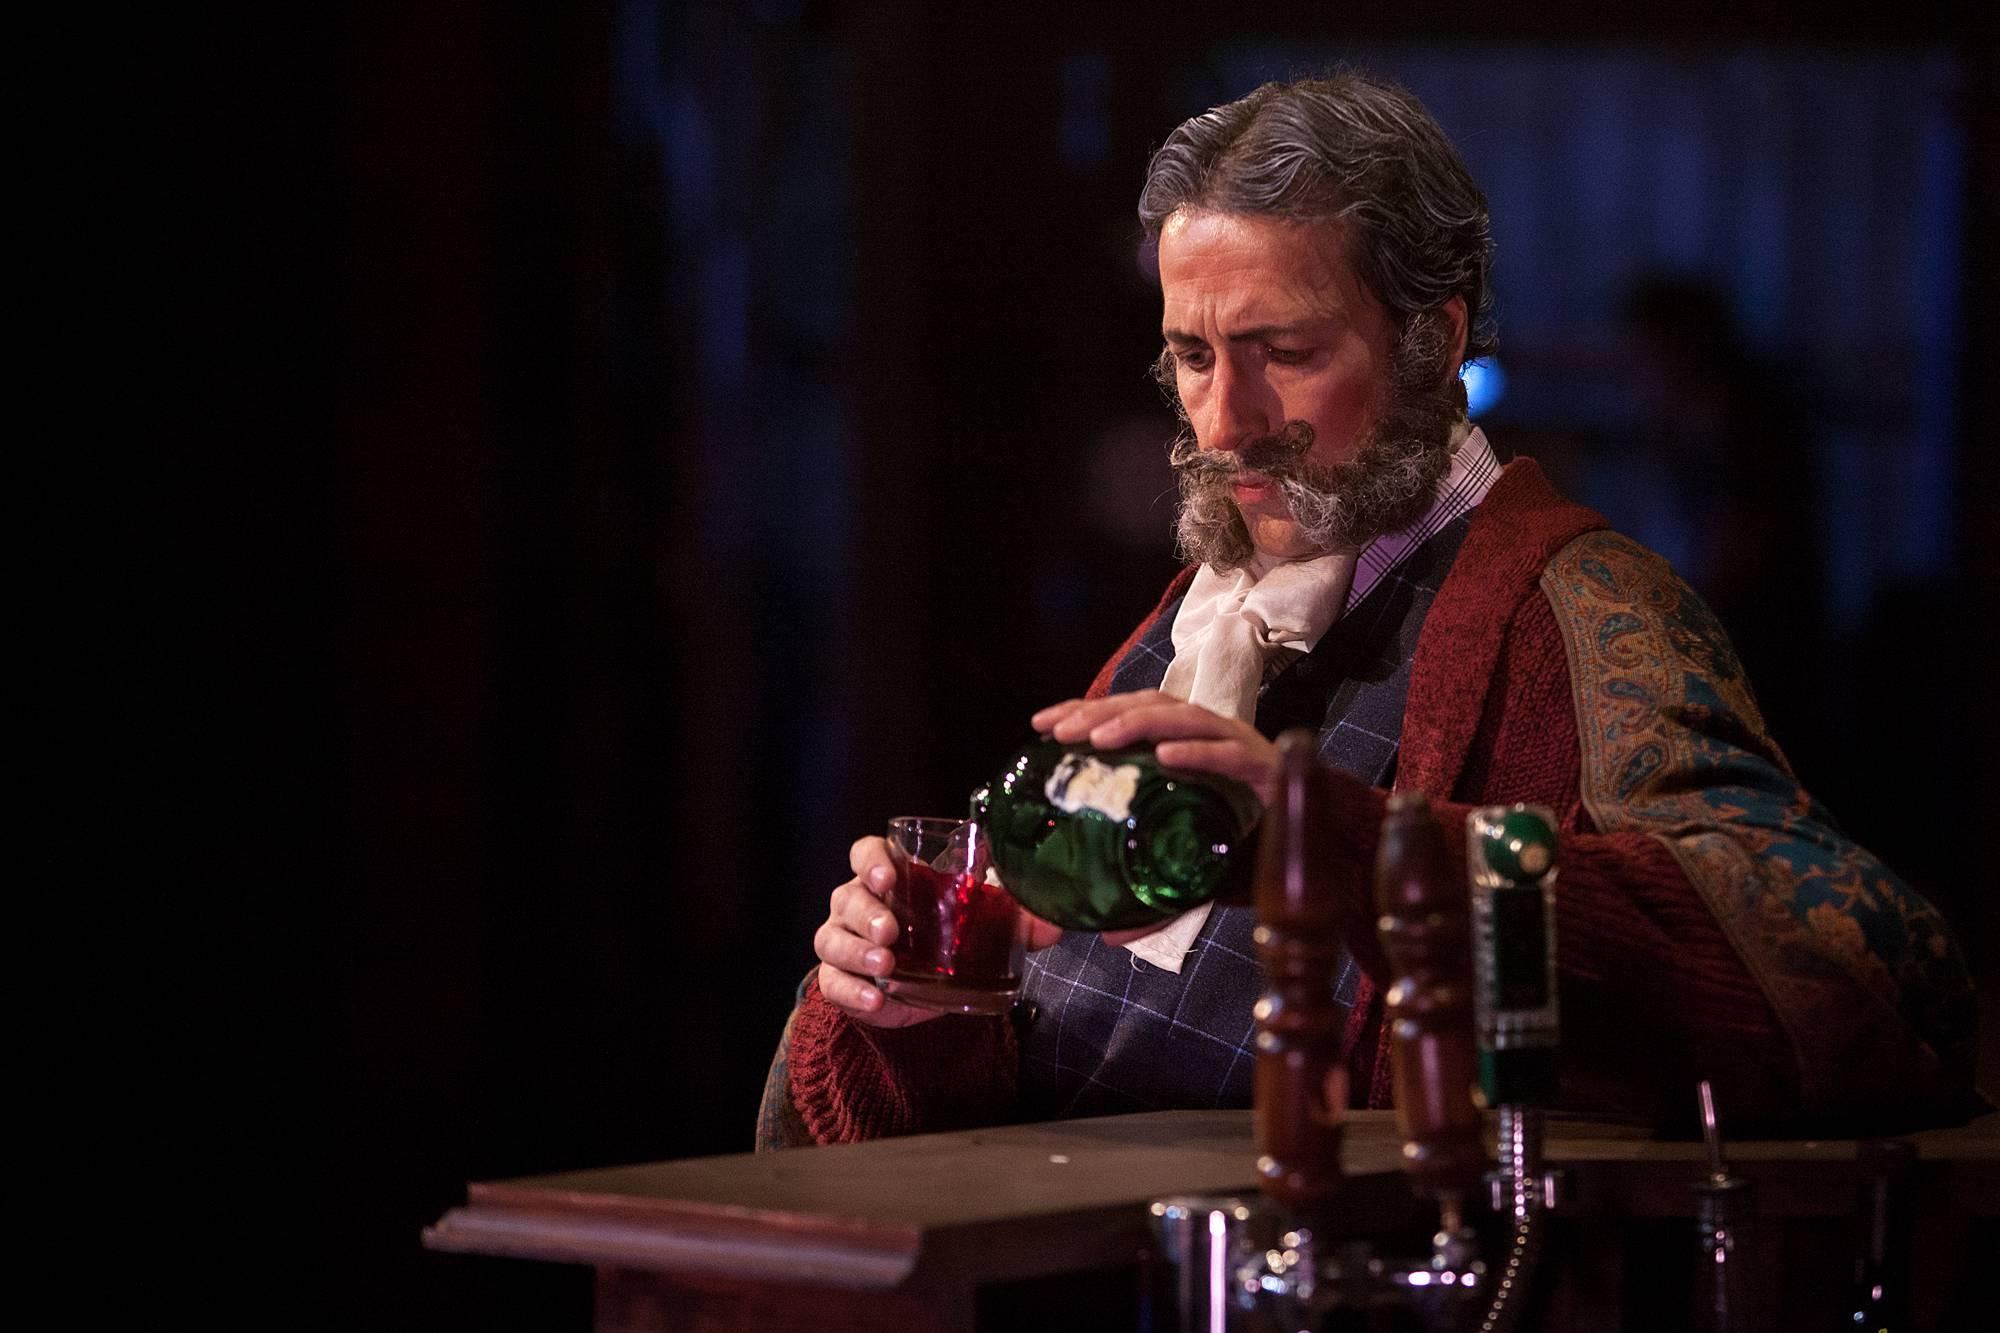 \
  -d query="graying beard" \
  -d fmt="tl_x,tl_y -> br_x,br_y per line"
1171,445 -> 1256,569
1170,316 -> 1461,570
